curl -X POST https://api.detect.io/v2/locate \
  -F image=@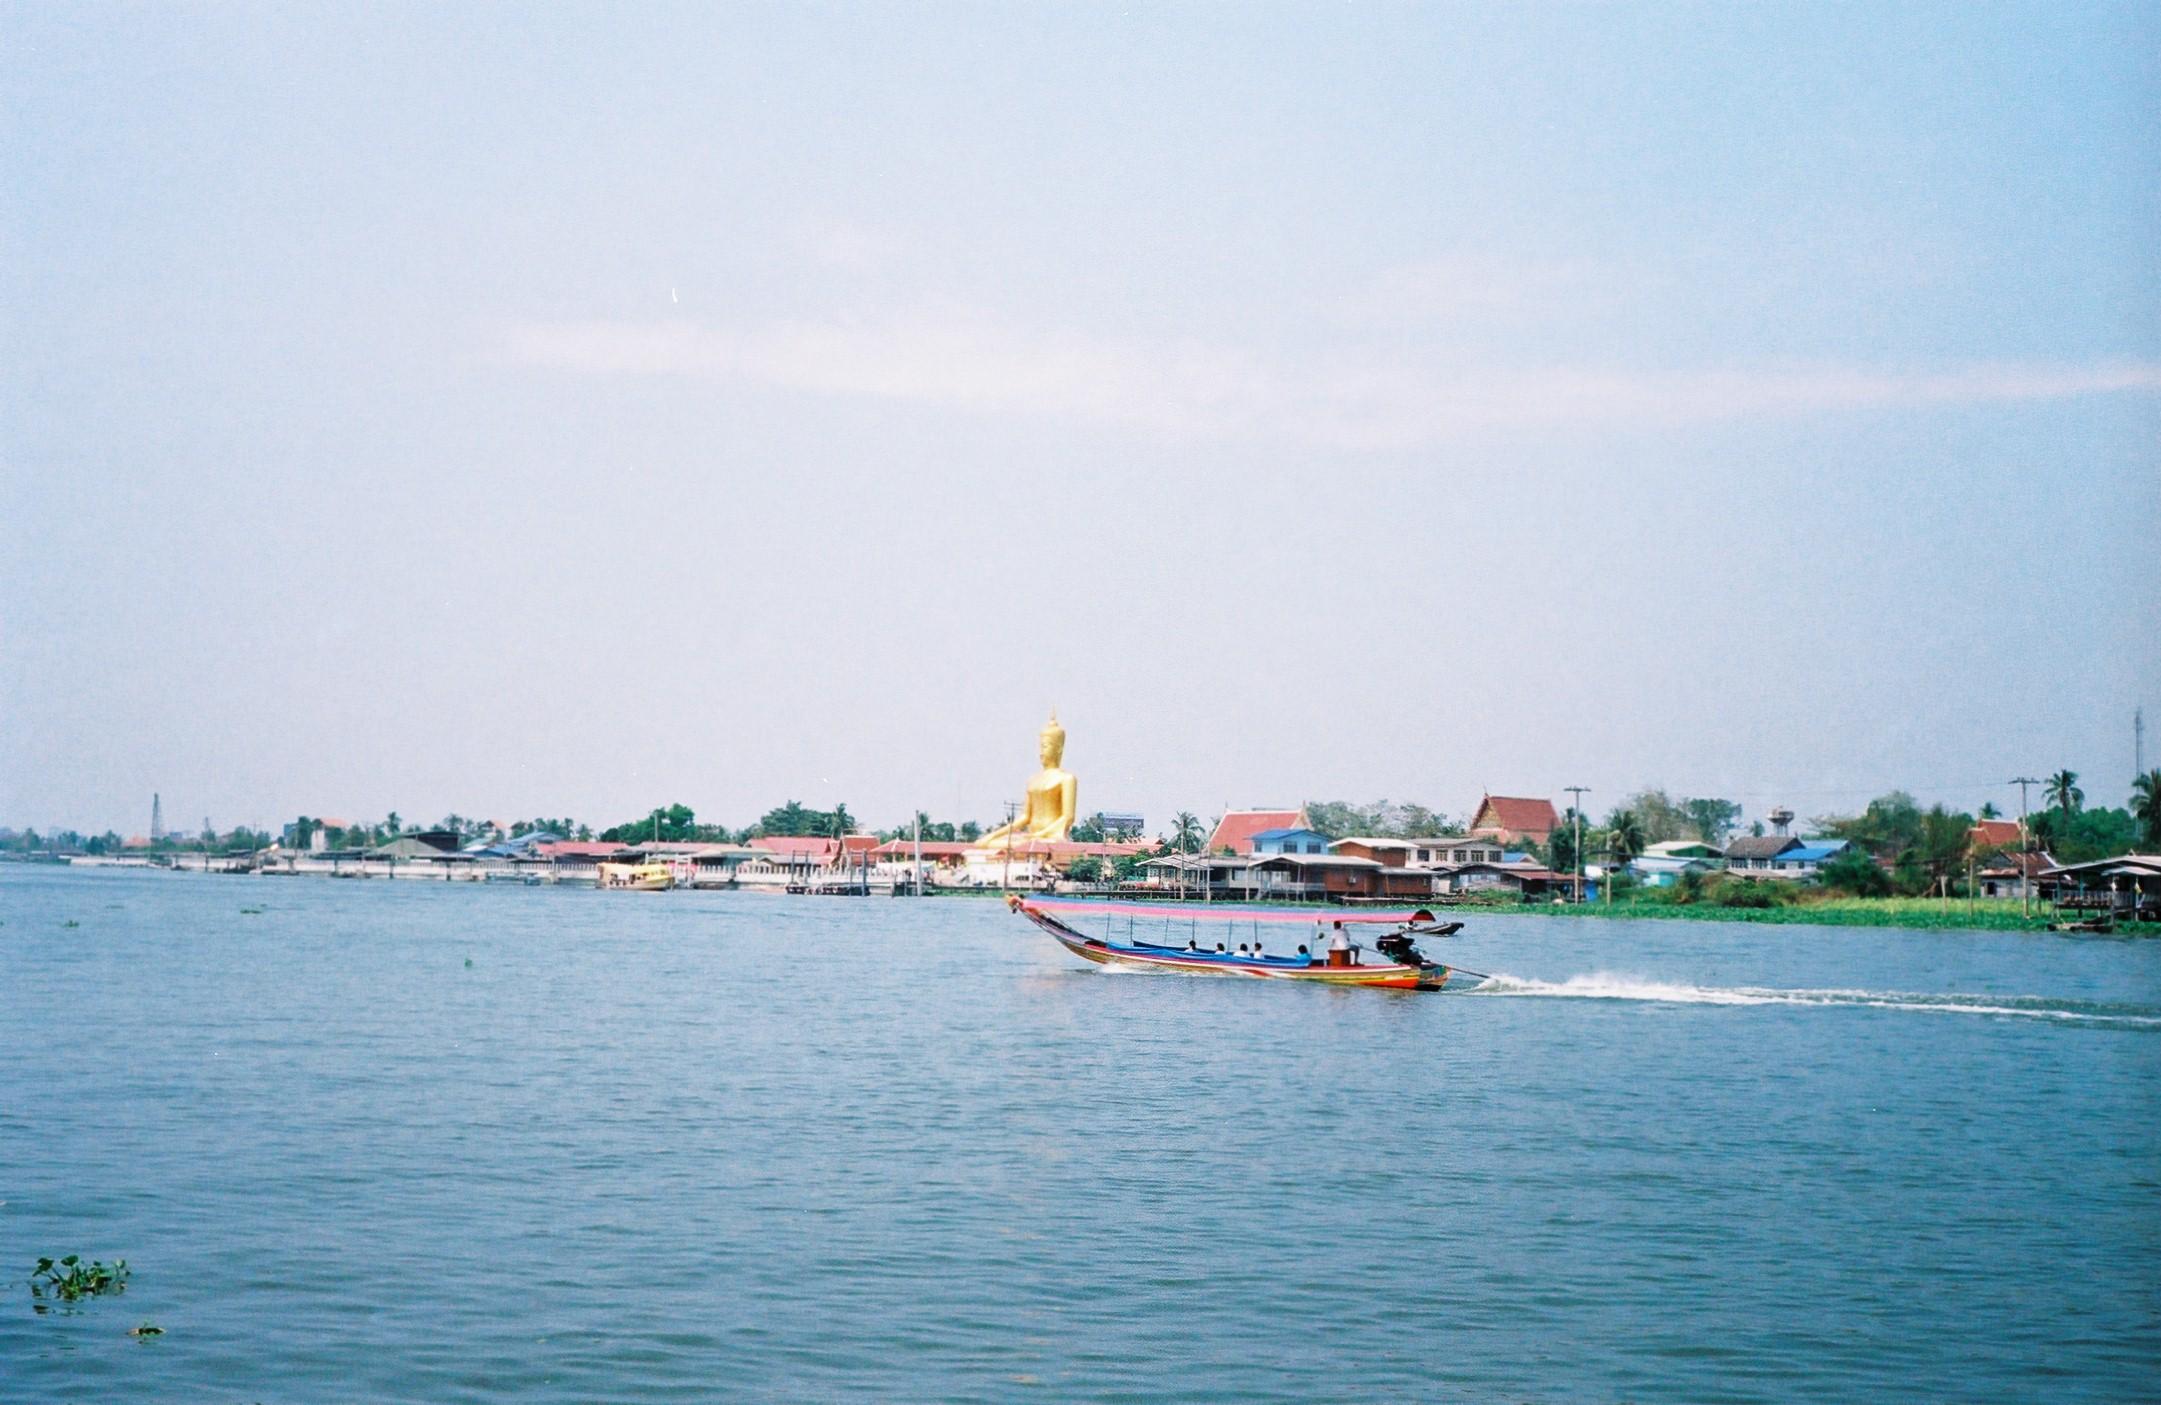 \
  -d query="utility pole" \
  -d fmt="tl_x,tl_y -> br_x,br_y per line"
2010,776 -> 2041,920
1000,800 -> 1018,895
912,811 -> 923,897
2138,707 -> 2146,777
1564,786 -> 1589,904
